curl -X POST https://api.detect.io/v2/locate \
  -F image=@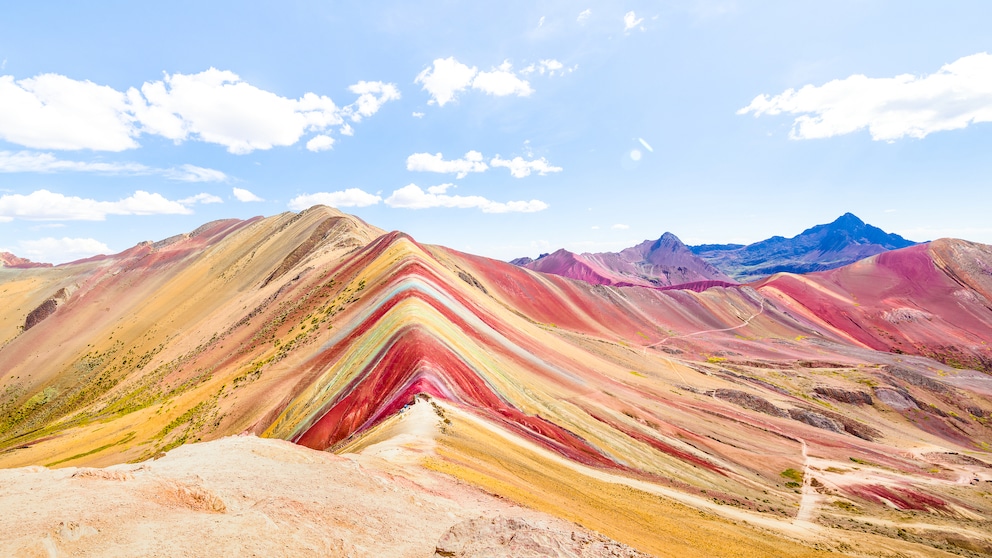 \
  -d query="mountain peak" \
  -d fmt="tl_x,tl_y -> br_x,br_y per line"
634,232 -> 686,256
654,231 -> 685,248
829,212 -> 866,229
